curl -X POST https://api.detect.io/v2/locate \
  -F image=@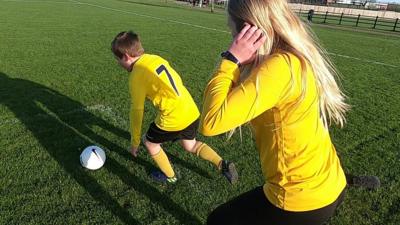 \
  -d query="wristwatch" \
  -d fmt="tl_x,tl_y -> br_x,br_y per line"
221,51 -> 241,67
